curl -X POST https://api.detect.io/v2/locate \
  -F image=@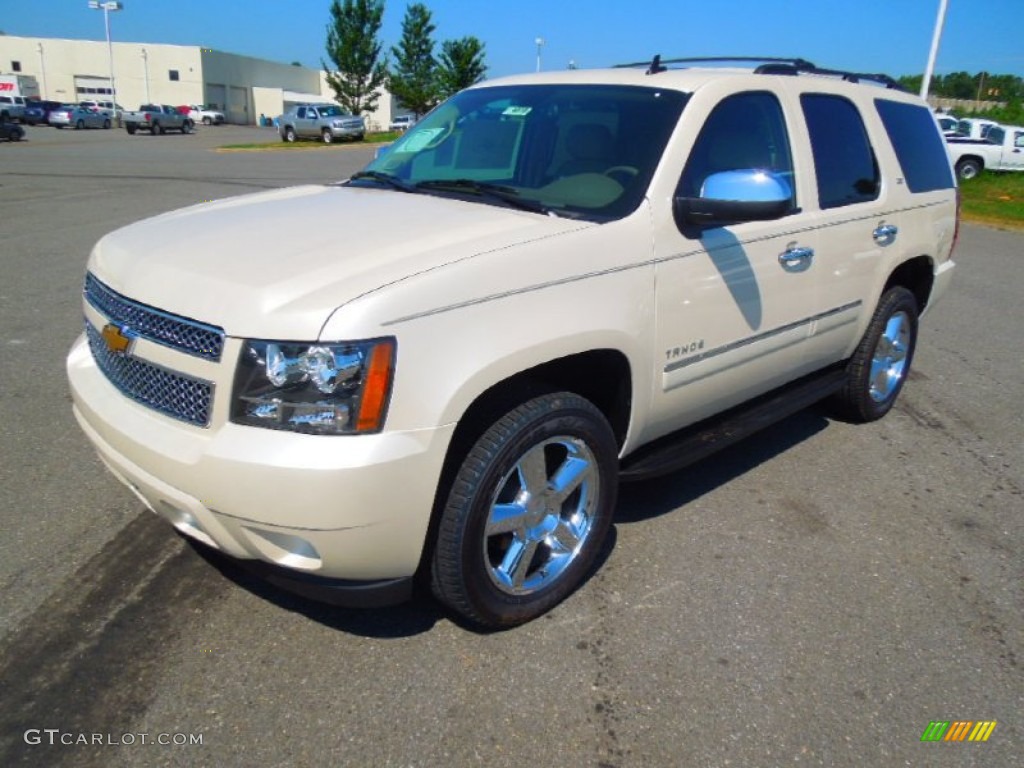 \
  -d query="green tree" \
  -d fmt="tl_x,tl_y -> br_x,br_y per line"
437,36 -> 487,100
322,0 -> 388,115
388,3 -> 438,117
